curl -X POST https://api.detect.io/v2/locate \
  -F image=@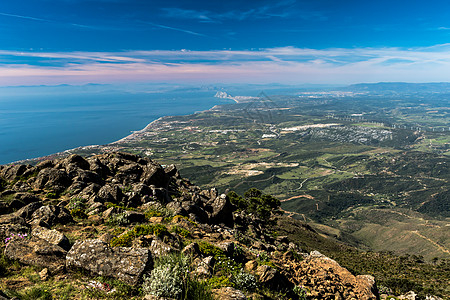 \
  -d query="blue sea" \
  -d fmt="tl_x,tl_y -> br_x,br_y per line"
0,84 -> 233,164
